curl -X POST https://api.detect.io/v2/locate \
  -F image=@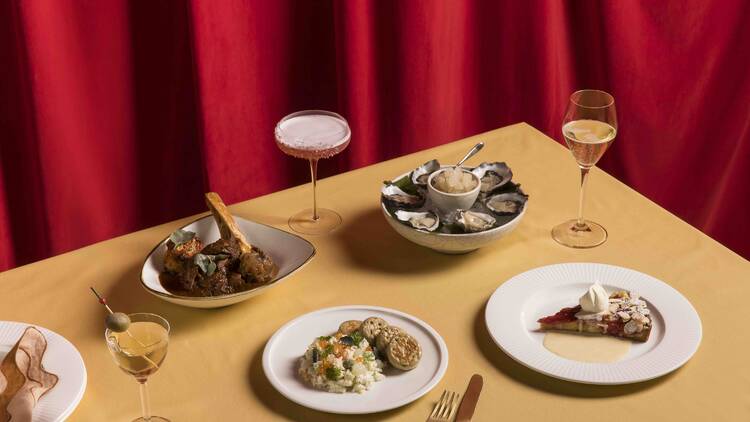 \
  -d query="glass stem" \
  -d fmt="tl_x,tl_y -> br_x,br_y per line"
138,380 -> 151,421
576,167 -> 591,229
309,159 -> 319,221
